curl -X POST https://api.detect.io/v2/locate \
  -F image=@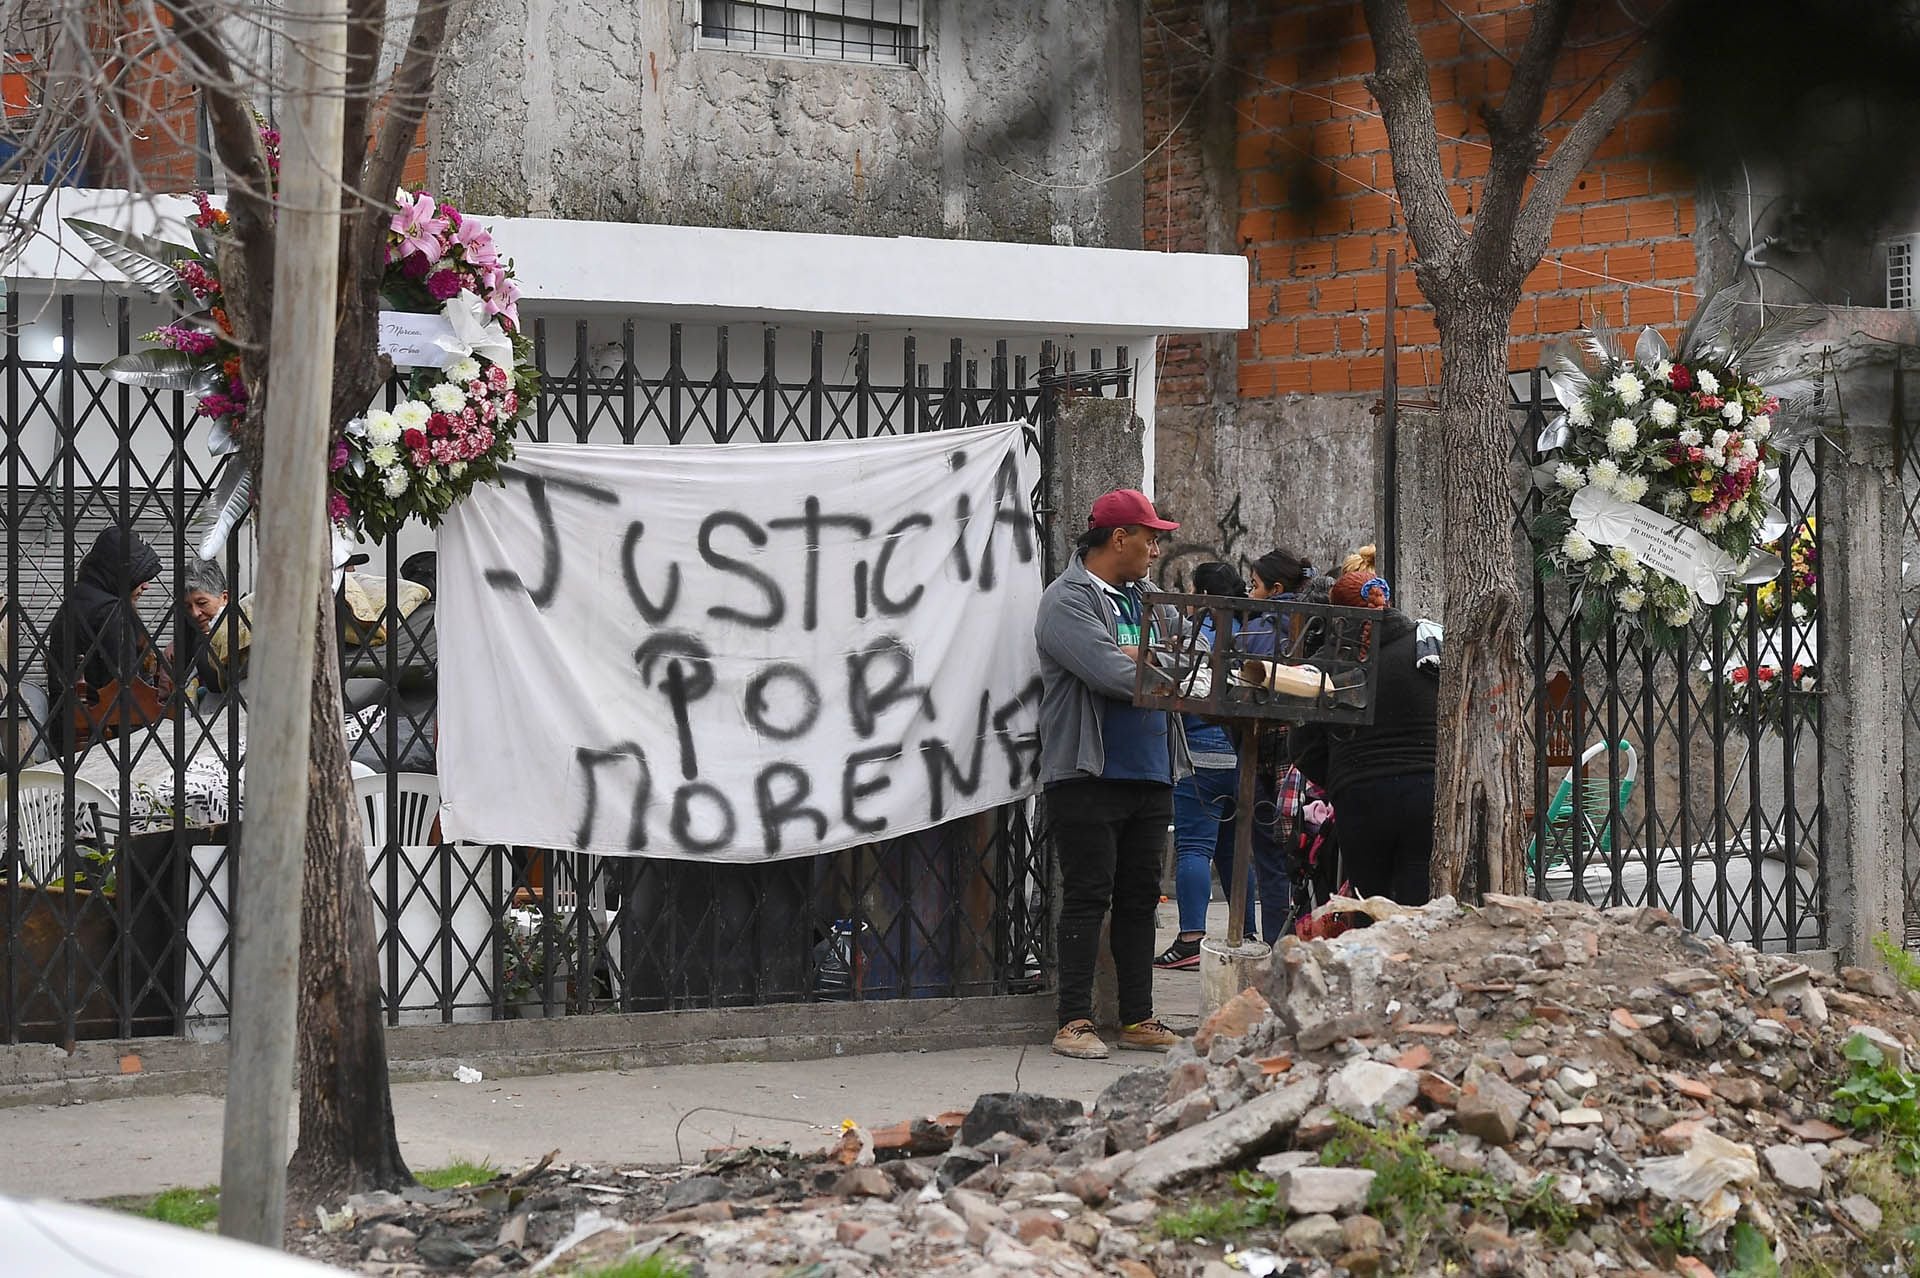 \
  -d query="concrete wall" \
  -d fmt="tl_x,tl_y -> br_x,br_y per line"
431,0 -> 1144,249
